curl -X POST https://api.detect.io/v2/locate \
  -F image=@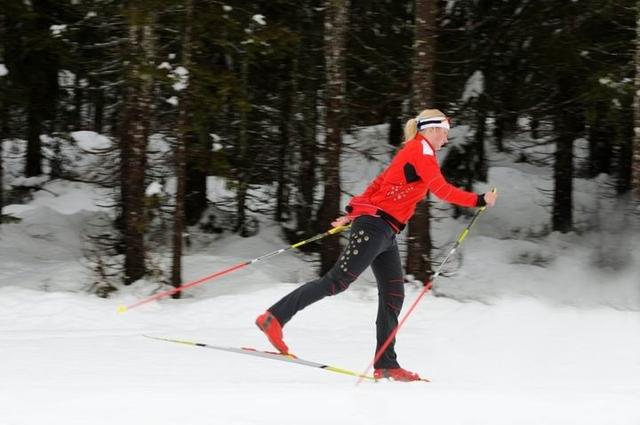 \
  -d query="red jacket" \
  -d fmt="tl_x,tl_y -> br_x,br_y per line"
346,133 -> 480,229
